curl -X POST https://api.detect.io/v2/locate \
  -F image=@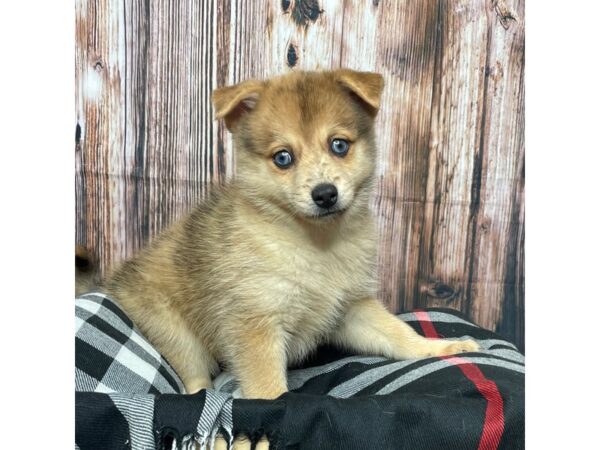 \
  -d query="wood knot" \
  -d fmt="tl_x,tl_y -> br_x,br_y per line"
480,217 -> 492,232
291,0 -> 322,27
281,0 -> 291,13
287,43 -> 298,67
486,61 -> 504,82
493,0 -> 519,30
422,281 -> 460,303
94,59 -> 104,72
